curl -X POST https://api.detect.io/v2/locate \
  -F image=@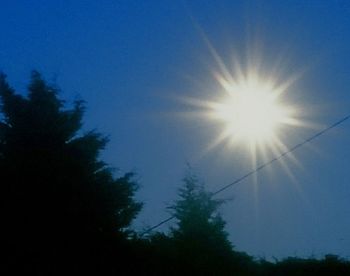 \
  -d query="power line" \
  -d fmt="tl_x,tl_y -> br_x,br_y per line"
140,114 -> 350,237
